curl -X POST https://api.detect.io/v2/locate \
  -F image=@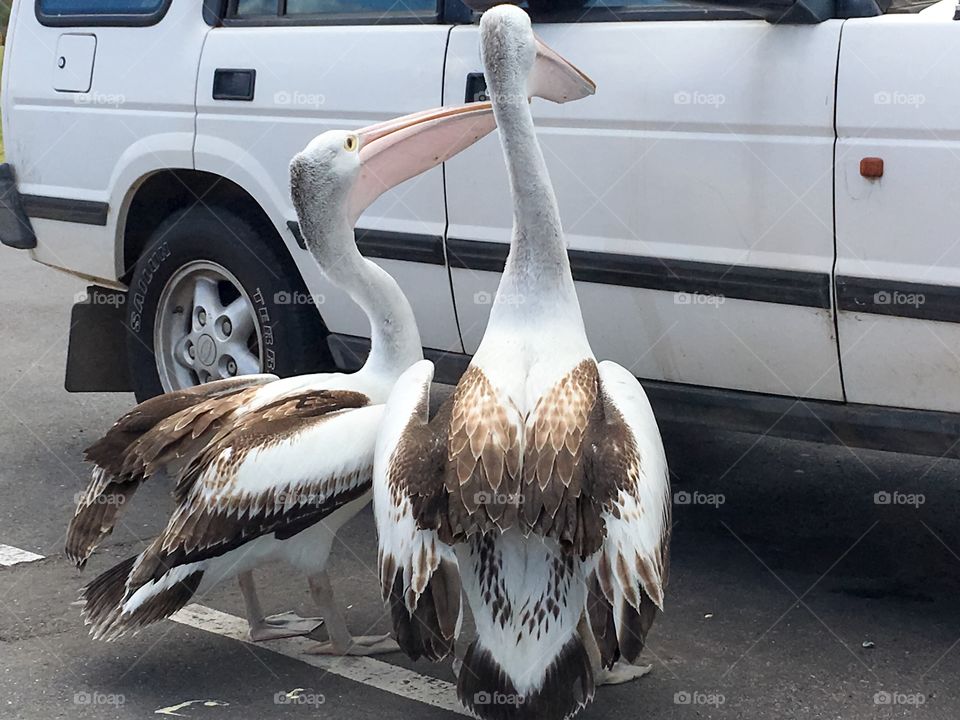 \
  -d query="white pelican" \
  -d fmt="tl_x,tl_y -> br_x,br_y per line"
74,102 -> 497,653
375,5 -> 671,717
